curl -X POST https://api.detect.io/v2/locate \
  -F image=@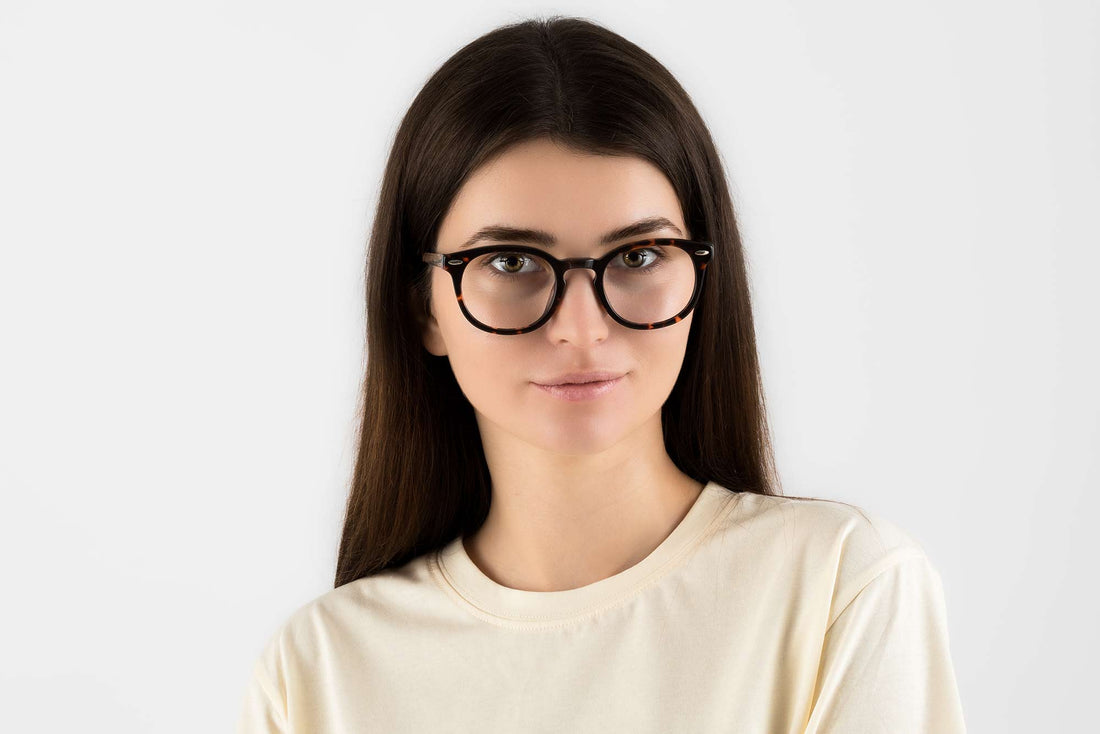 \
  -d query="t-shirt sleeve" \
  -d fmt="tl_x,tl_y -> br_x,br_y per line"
803,552 -> 967,733
235,656 -> 289,734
